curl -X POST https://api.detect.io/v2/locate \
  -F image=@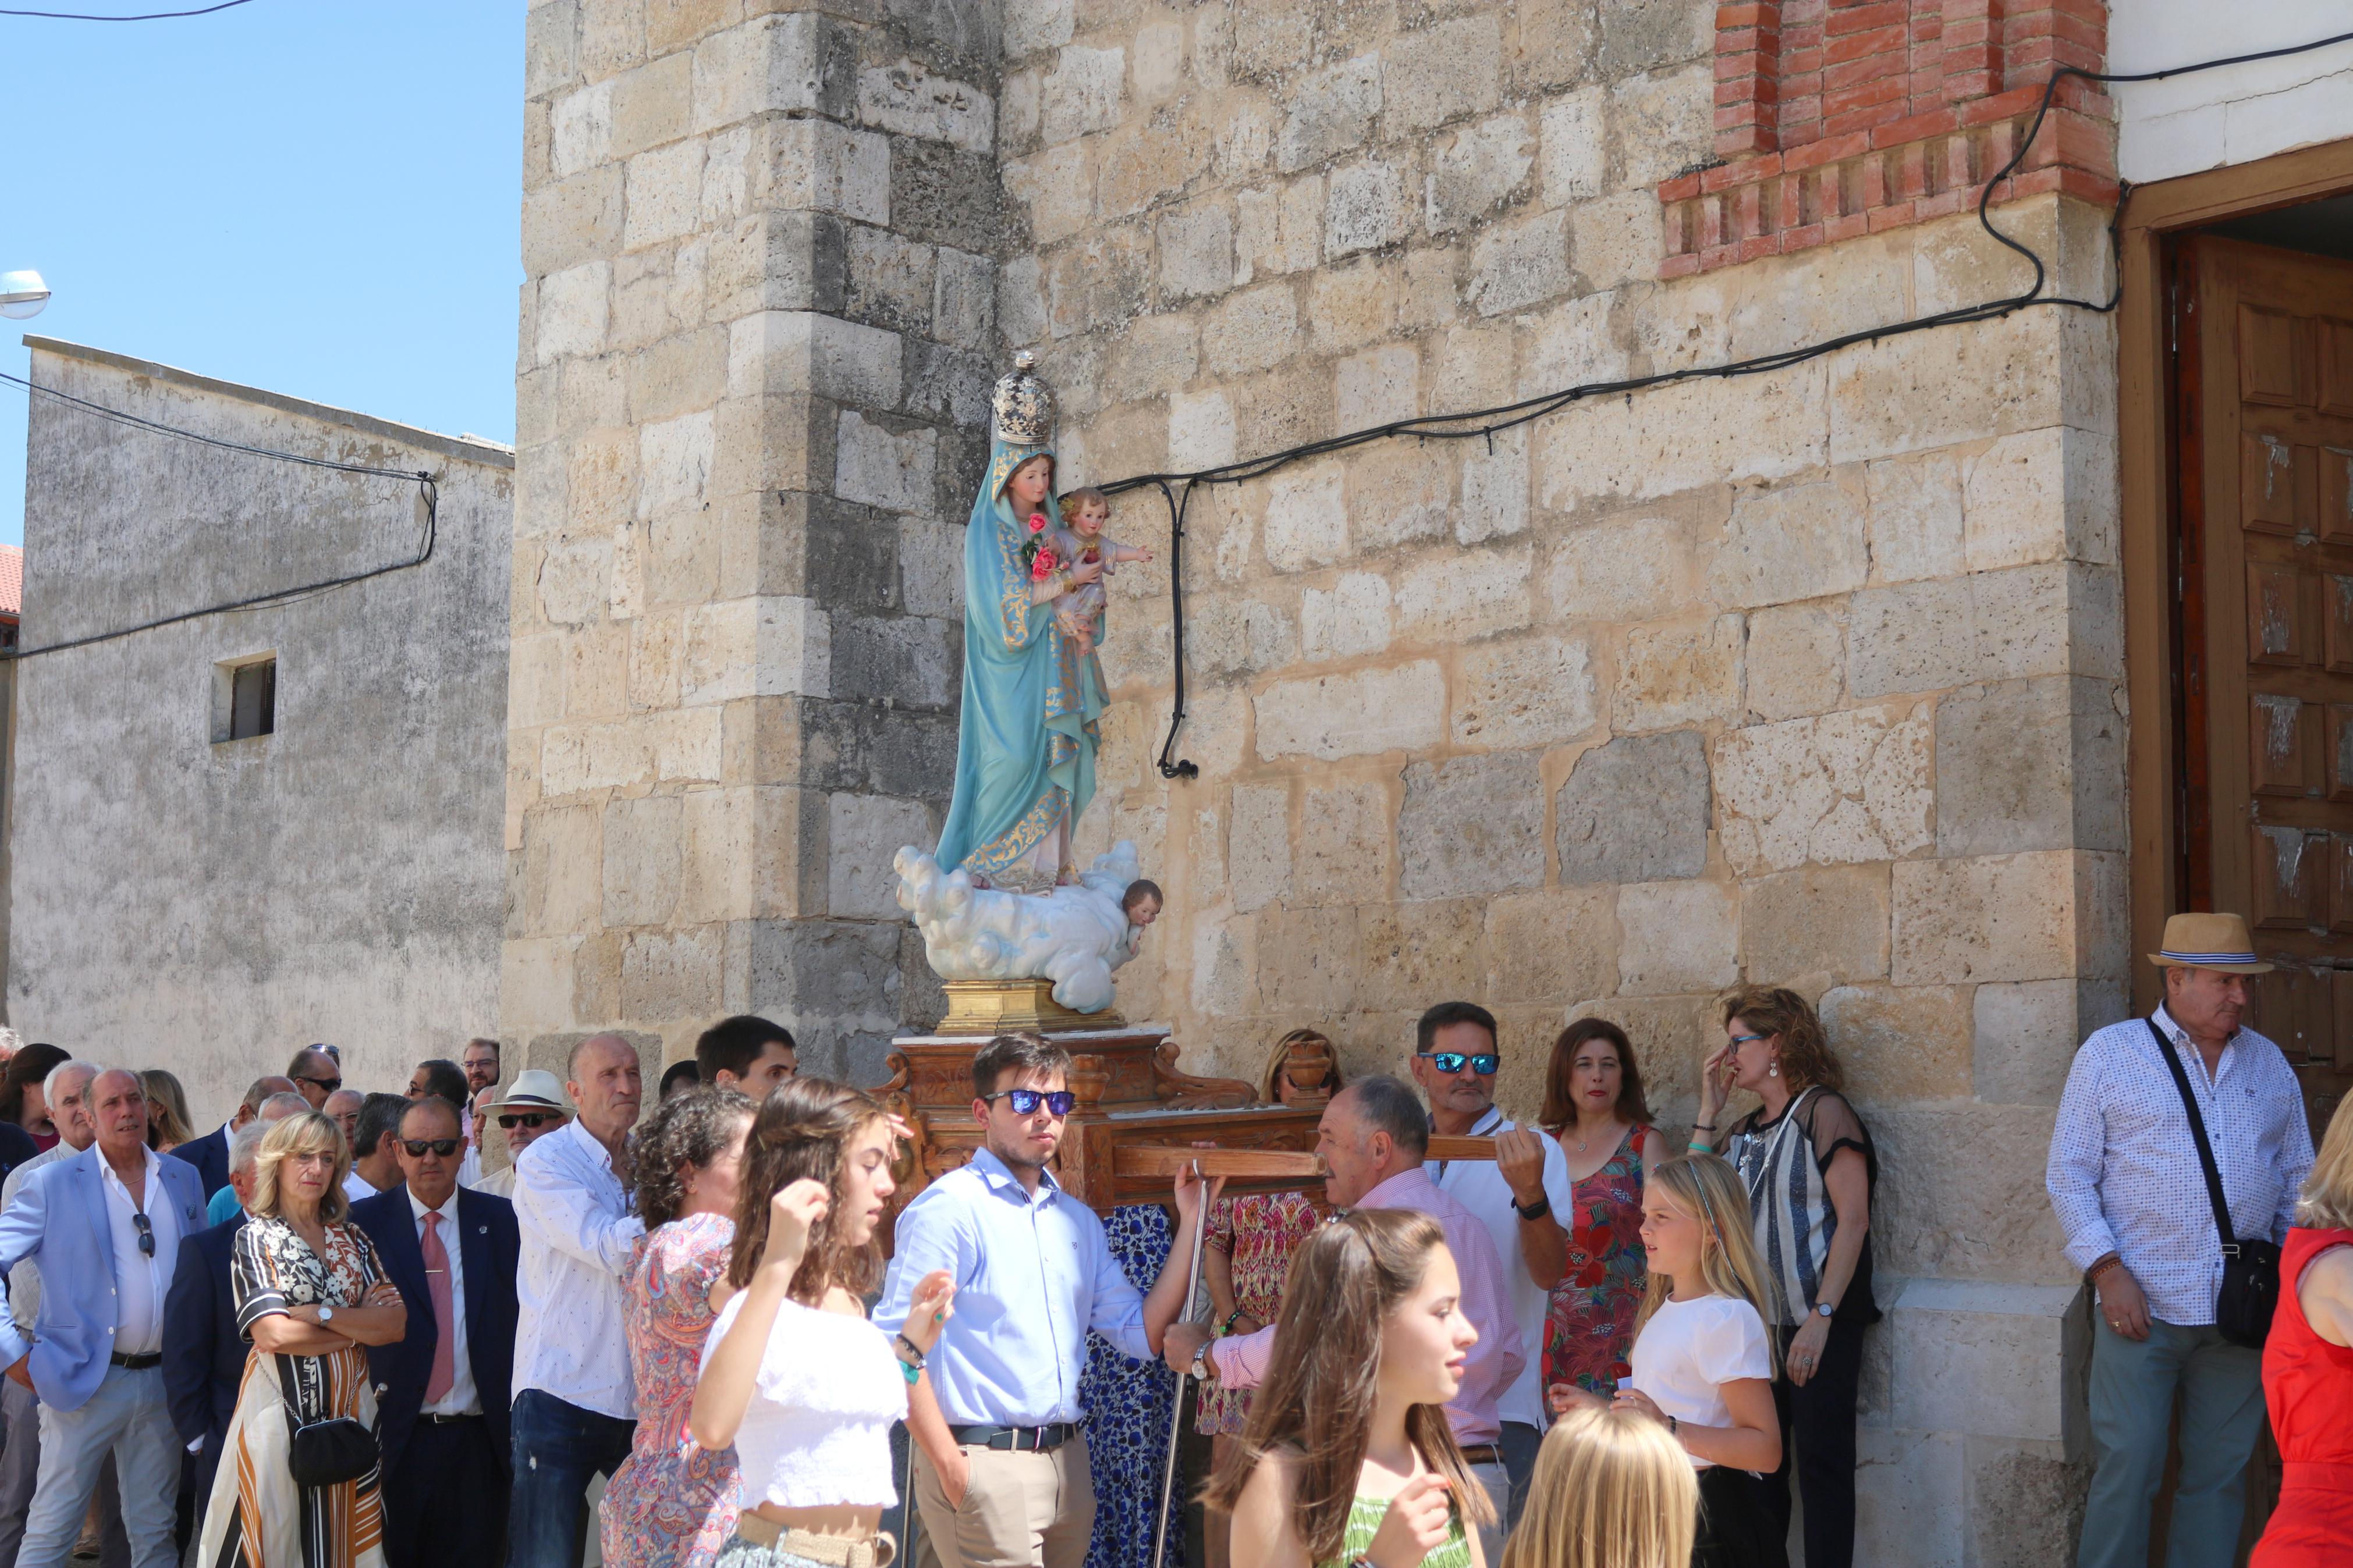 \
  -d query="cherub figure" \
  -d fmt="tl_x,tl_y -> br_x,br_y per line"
1047,486 -> 1153,656
1120,878 -> 1162,961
